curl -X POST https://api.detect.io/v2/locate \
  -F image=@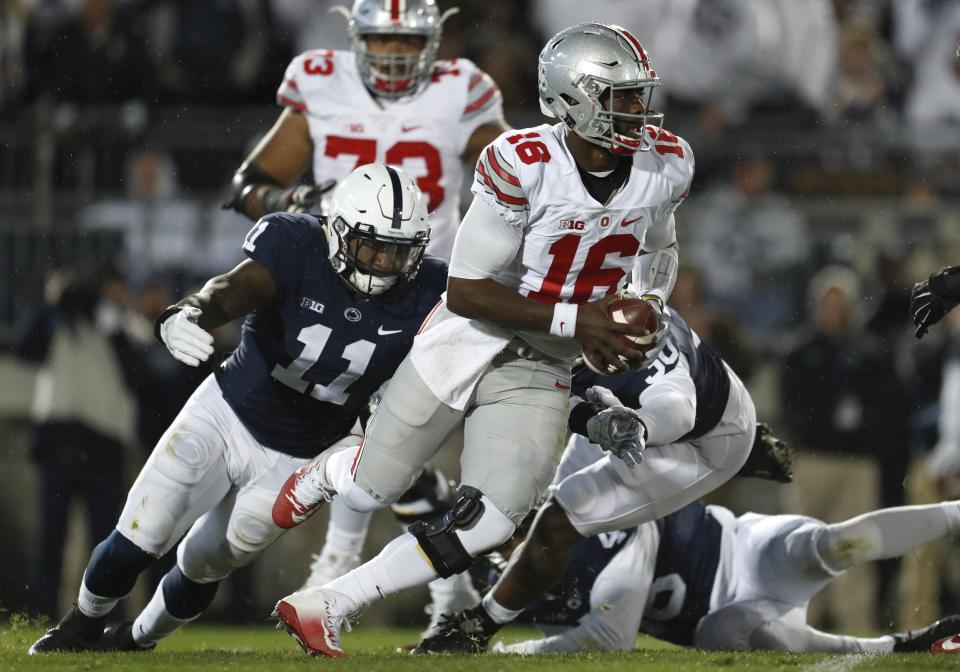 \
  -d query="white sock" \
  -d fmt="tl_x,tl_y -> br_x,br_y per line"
132,582 -> 195,647
817,503 -> 959,572
77,577 -> 119,618
325,532 -> 437,616
325,447 -> 360,495
428,571 -> 481,613
482,592 -> 523,625
323,500 -> 372,558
